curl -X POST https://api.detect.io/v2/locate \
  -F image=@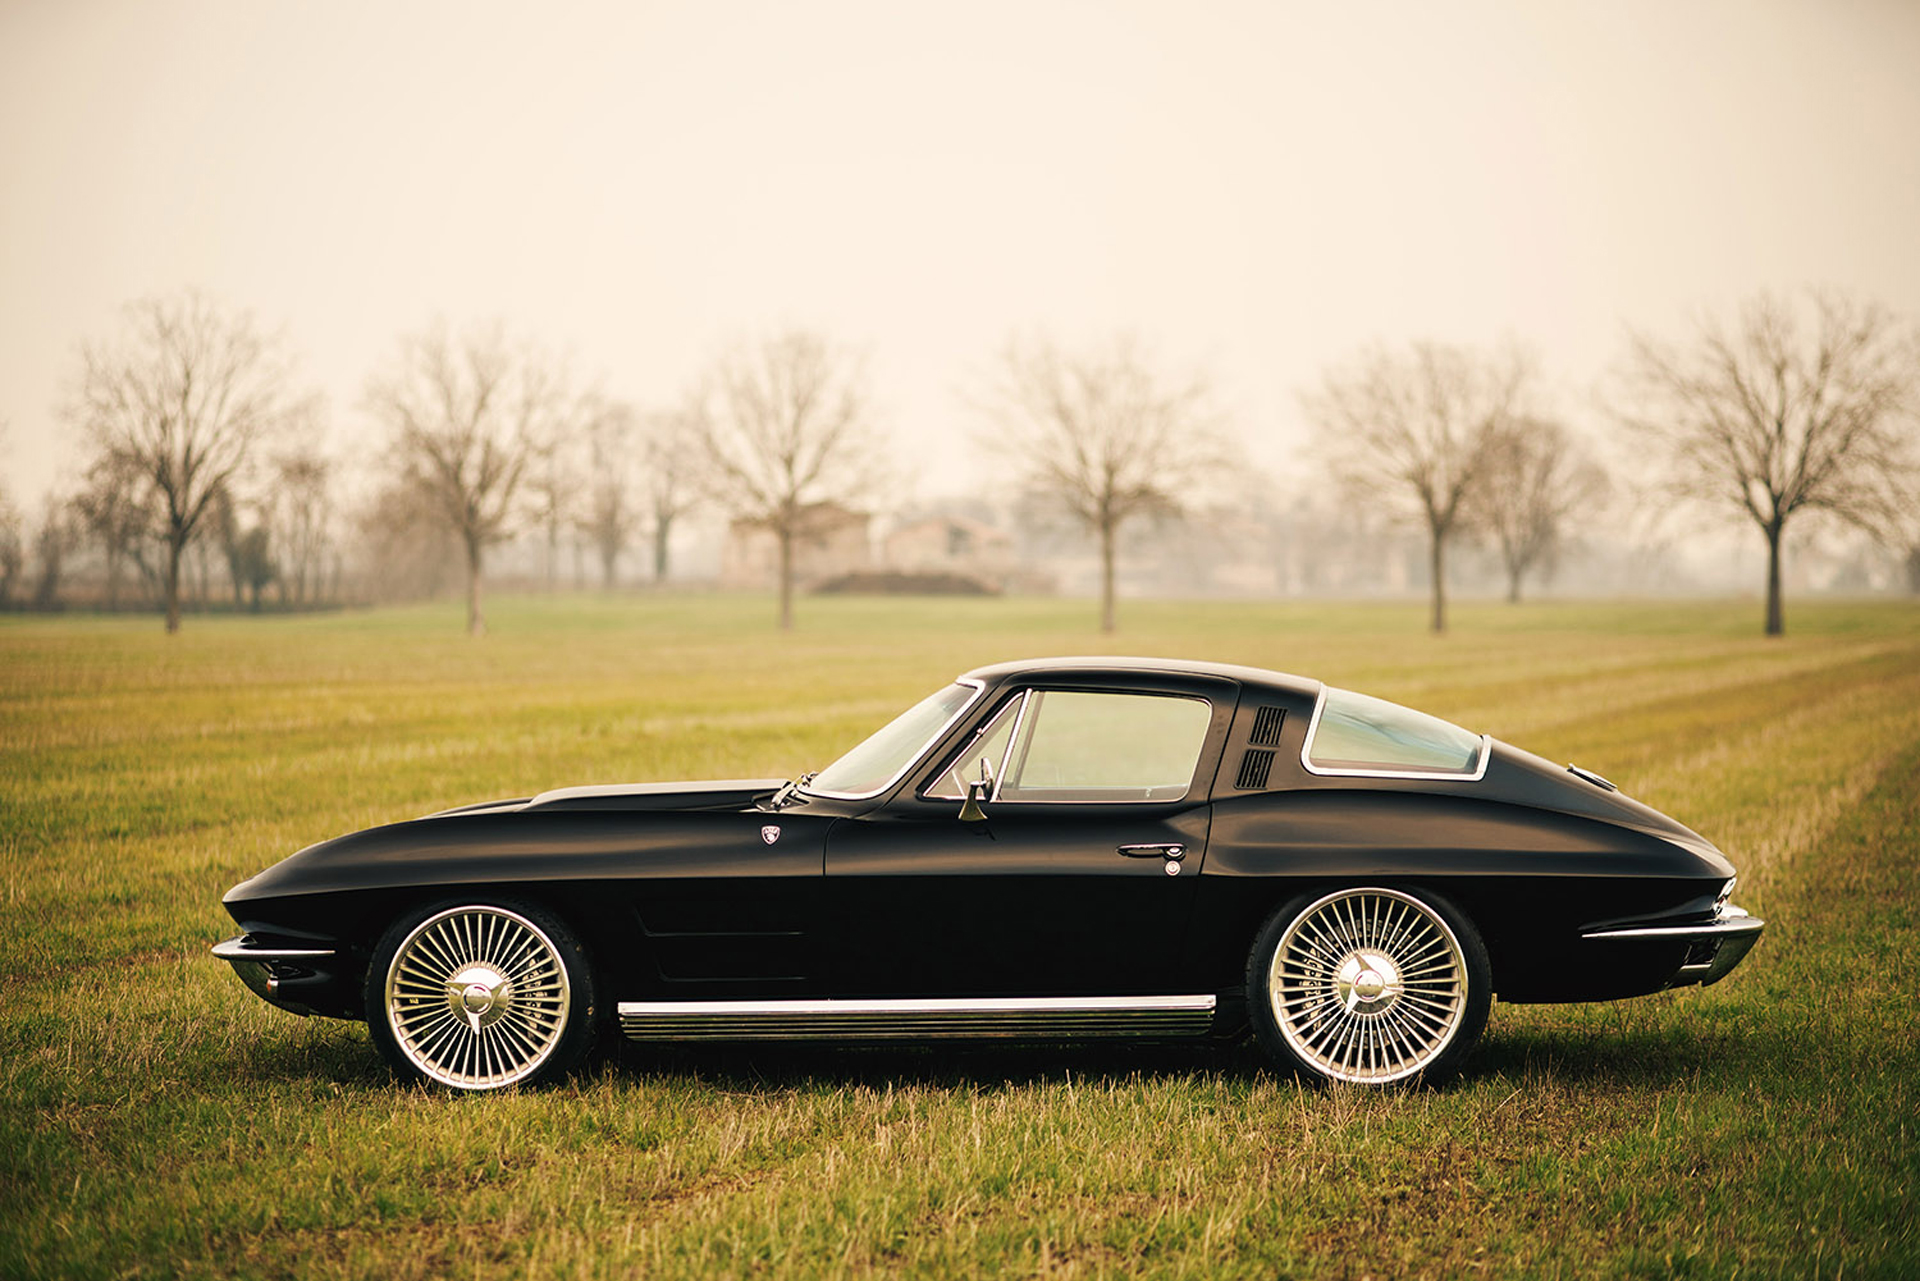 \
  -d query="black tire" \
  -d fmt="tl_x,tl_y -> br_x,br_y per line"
364,899 -> 598,1091
1246,886 -> 1491,1086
